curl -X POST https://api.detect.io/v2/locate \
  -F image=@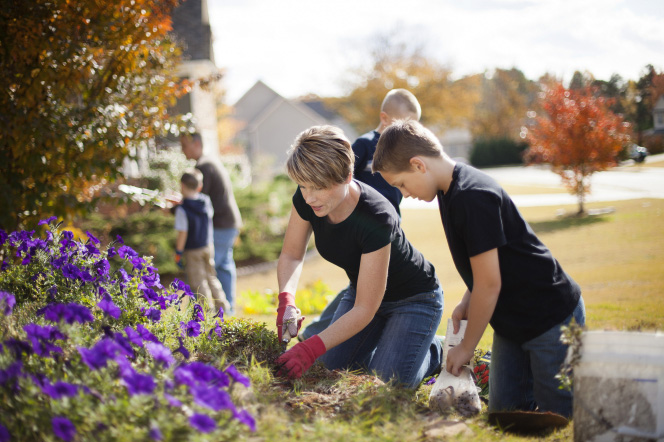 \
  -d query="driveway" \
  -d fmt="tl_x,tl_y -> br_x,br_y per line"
401,154 -> 664,209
